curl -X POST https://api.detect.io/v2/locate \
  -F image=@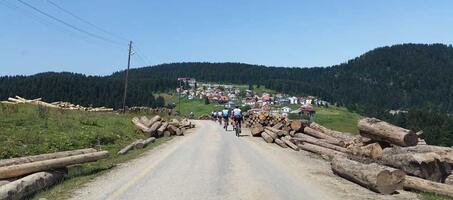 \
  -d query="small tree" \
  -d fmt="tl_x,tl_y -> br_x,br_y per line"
204,96 -> 210,105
